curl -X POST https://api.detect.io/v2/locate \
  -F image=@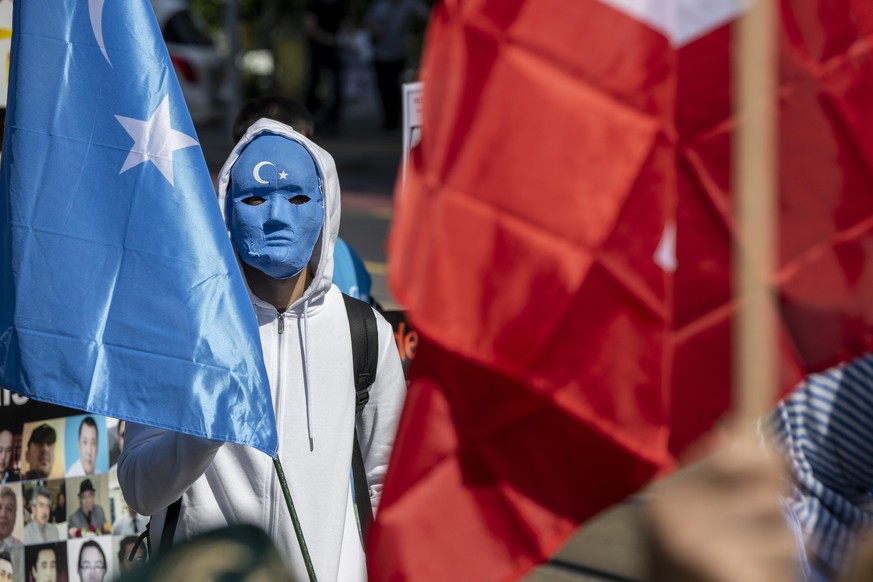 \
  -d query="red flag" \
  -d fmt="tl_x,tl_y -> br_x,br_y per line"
371,1 -> 873,579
